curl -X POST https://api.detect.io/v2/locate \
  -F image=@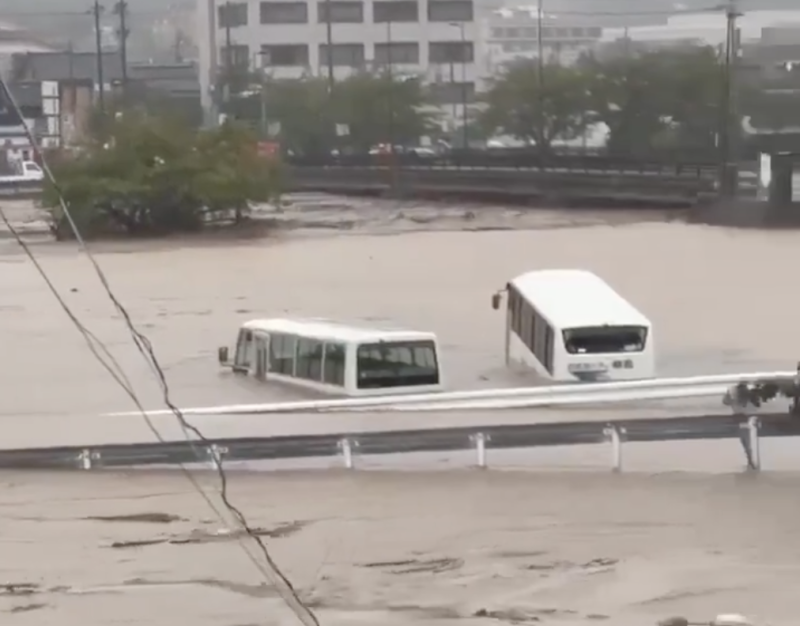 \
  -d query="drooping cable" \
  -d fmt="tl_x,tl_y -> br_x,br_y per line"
0,81 -> 320,626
